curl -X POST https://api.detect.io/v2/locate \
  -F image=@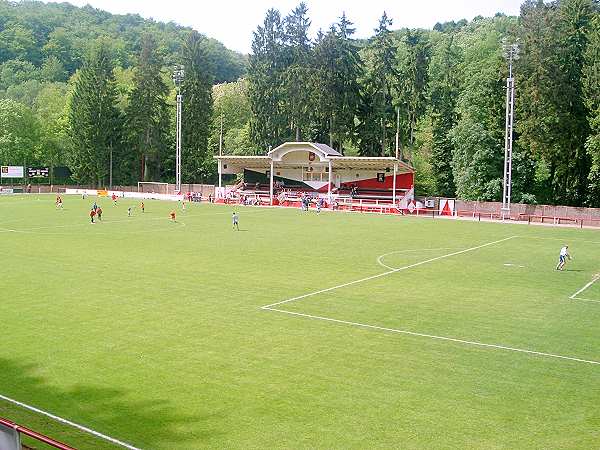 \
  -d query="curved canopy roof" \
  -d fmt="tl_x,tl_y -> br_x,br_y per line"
216,142 -> 415,174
